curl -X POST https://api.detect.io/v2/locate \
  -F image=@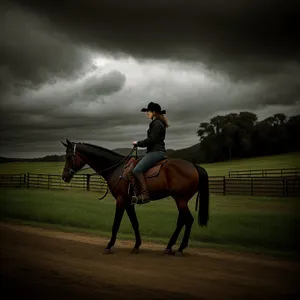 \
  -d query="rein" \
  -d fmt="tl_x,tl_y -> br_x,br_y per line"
94,146 -> 138,200
89,145 -> 138,176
